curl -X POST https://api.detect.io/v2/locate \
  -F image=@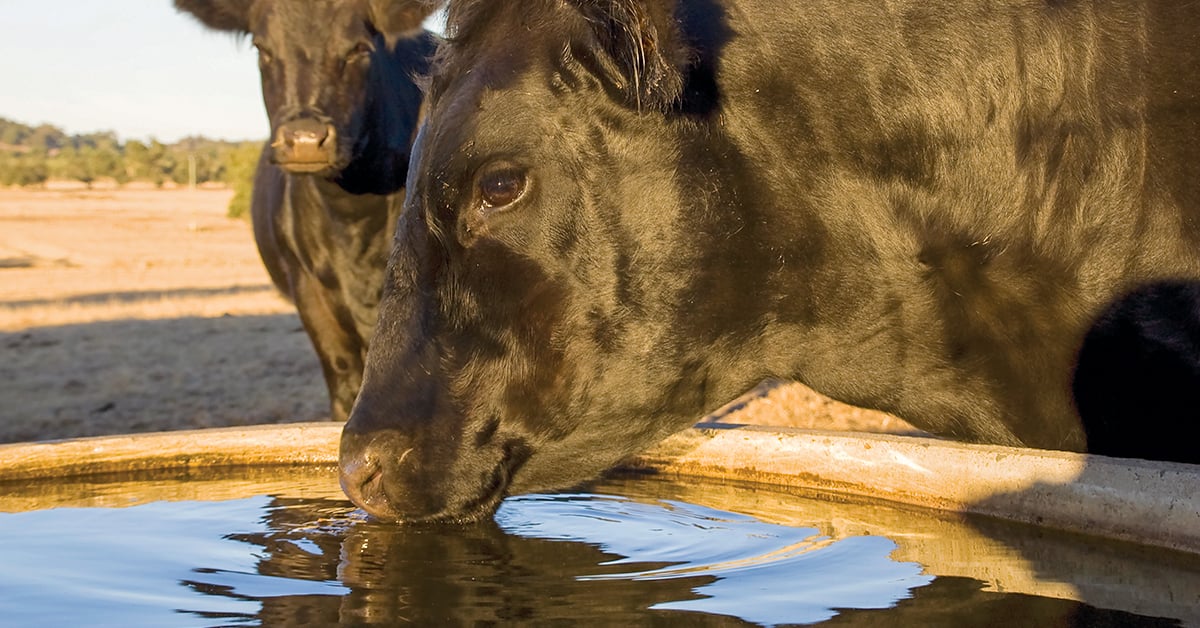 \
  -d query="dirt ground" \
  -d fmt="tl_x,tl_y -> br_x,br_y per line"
0,187 -> 918,444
